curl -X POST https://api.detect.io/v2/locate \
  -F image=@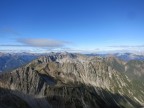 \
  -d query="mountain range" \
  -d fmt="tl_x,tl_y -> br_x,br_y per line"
86,53 -> 144,61
0,52 -> 42,73
0,52 -> 144,108
1,52 -> 144,73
